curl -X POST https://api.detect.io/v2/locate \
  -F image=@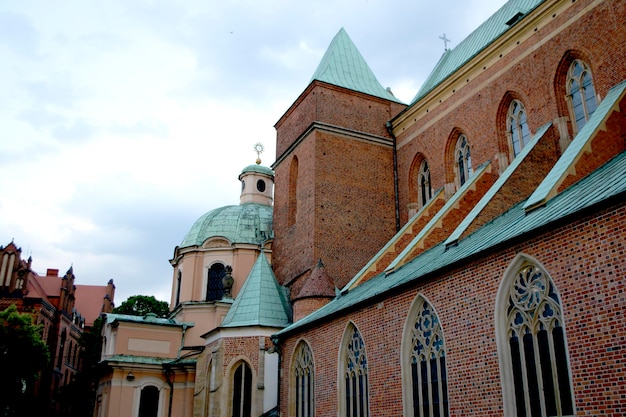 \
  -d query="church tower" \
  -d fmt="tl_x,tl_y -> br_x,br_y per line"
169,158 -> 274,345
272,29 -> 406,293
